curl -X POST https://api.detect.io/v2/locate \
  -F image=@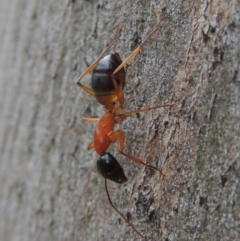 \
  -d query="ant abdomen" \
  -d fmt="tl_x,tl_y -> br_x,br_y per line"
92,53 -> 125,105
